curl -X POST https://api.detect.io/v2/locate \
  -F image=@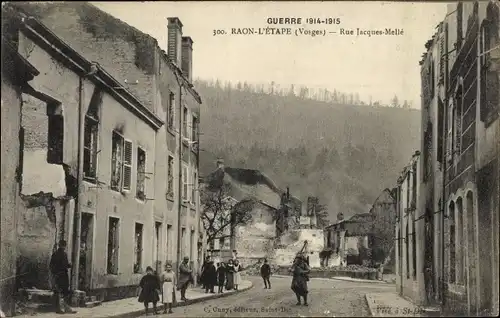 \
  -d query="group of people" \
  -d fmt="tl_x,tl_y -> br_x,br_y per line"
138,256 -> 194,315
199,257 -> 243,294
